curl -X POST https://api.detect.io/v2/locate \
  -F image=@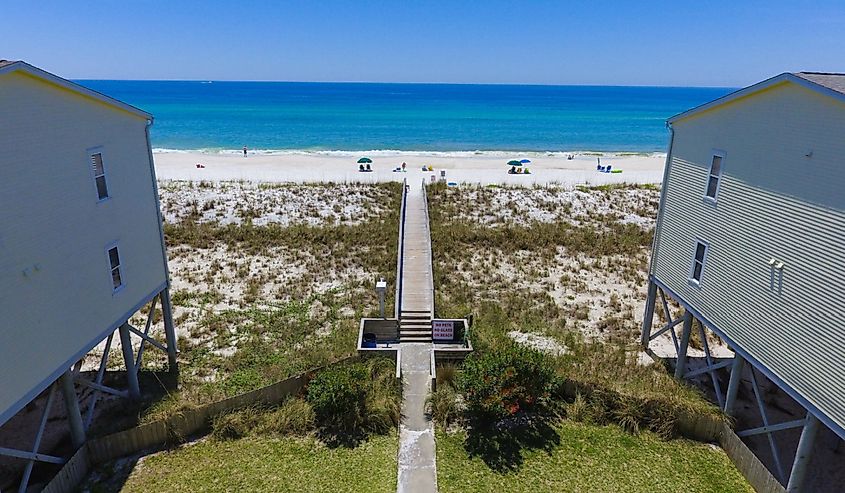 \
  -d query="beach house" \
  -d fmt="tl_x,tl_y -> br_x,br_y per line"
641,72 -> 845,490
0,61 -> 175,475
